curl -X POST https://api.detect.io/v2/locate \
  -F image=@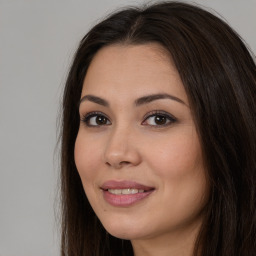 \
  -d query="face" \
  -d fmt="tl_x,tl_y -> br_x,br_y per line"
75,44 -> 208,243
